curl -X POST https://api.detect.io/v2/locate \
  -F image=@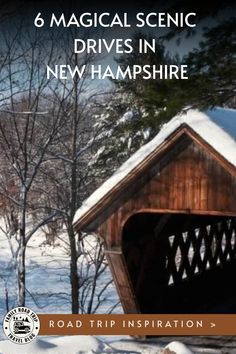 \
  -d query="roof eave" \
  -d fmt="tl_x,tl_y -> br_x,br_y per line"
73,124 -> 189,232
